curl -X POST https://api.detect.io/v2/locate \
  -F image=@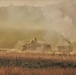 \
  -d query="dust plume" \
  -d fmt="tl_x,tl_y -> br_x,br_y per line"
0,0 -> 76,50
